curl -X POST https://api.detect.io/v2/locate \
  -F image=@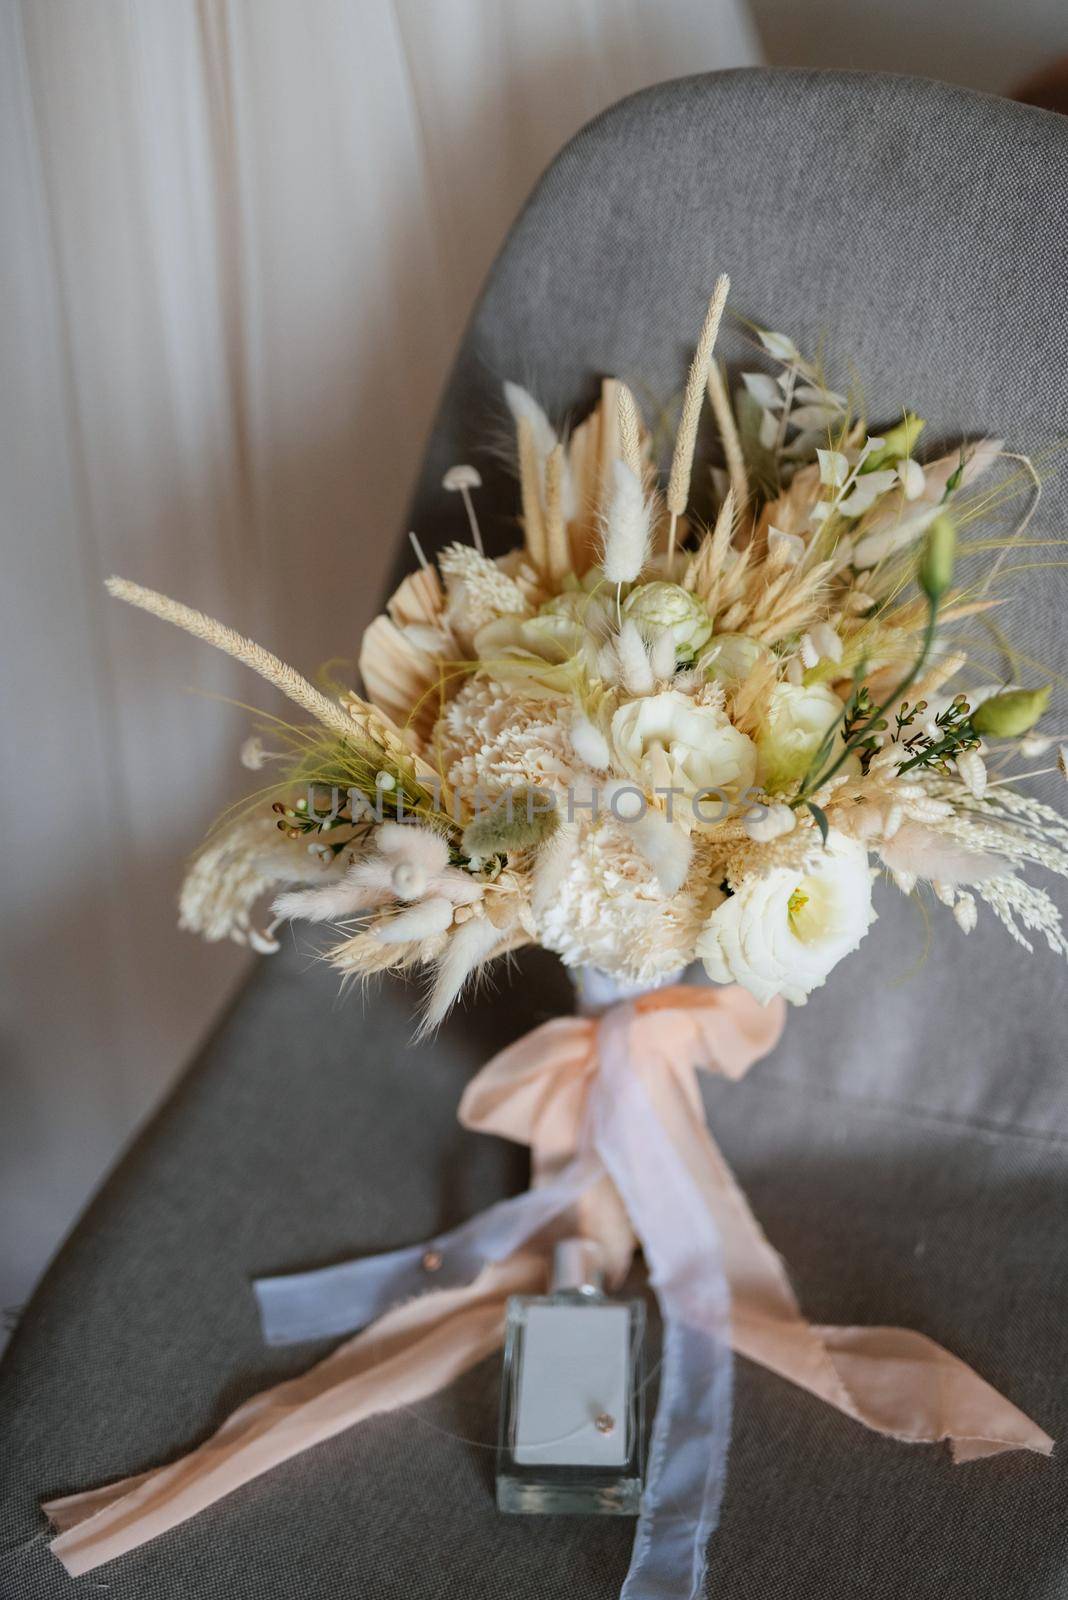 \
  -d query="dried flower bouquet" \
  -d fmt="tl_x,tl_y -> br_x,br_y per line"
52,273 -> 1065,1588
109,273 -> 1067,1026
